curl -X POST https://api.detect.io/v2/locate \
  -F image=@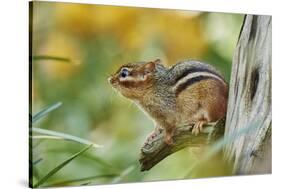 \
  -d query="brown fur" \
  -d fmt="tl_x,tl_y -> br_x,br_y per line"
108,59 -> 228,145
